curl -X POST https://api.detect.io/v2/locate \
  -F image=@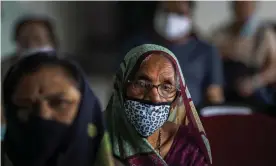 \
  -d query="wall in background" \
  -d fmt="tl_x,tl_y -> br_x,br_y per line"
1,1 -> 58,57
195,1 -> 276,36
1,1 -> 121,58
2,1 -> 276,57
